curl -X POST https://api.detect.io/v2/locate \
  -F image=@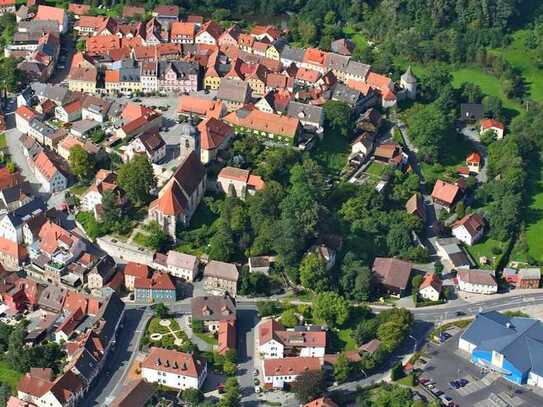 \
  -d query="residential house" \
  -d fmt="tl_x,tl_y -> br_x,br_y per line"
374,142 -> 404,166
68,66 -> 97,94
331,38 -> 354,56
286,101 -> 324,133
156,61 -> 199,94
177,95 -> 225,119
55,99 -> 82,123
217,78 -> 250,111
372,257 -> 412,297
460,103 -> 484,123
518,268 -> 541,289
28,151 -> 67,193
0,0 -> 16,15
224,107 -> 300,144
154,250 -> 198,282
110,378 -> 155,407
122,131 -> 166,163
27,119 -> 56,146
258,319 -> 326,359
248,256 -> 272,274
191,294 -> 236,333
203,260 -> 239,296
82,96 -> 112,123
118,104 -> 162,139
405,193 -> 426,220
280,45 -> 305,67
141,347 -> 207,390
263,357 -> 321,389
466,152 -> 481,174
152,5 -> 179,29
350,132 -> 374,157
15,106 -> 38,134
122,5 -> 145,19
217,167 -> 265,199
431,180 -> 460,212
87,256 -> 117,290
34,5 -> 68,33
480,118 -> 505,140
458,311 -> 543,387
3,278 -> 38,312
134,272 -> 176,303
195,21 -> 223,45
197,117 -> 234,164
148,151 -> 206,239
17,369 -> 85,406
0,198 -> 45,244
418,273 -> 442,301
68,3 -> 90,17
452,213 -> 485,246
170,22 -> 196,44
435,237 -> 472,271
457,269 -> 498,294
0,237 -> 27,269
124,262 -> 150,291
